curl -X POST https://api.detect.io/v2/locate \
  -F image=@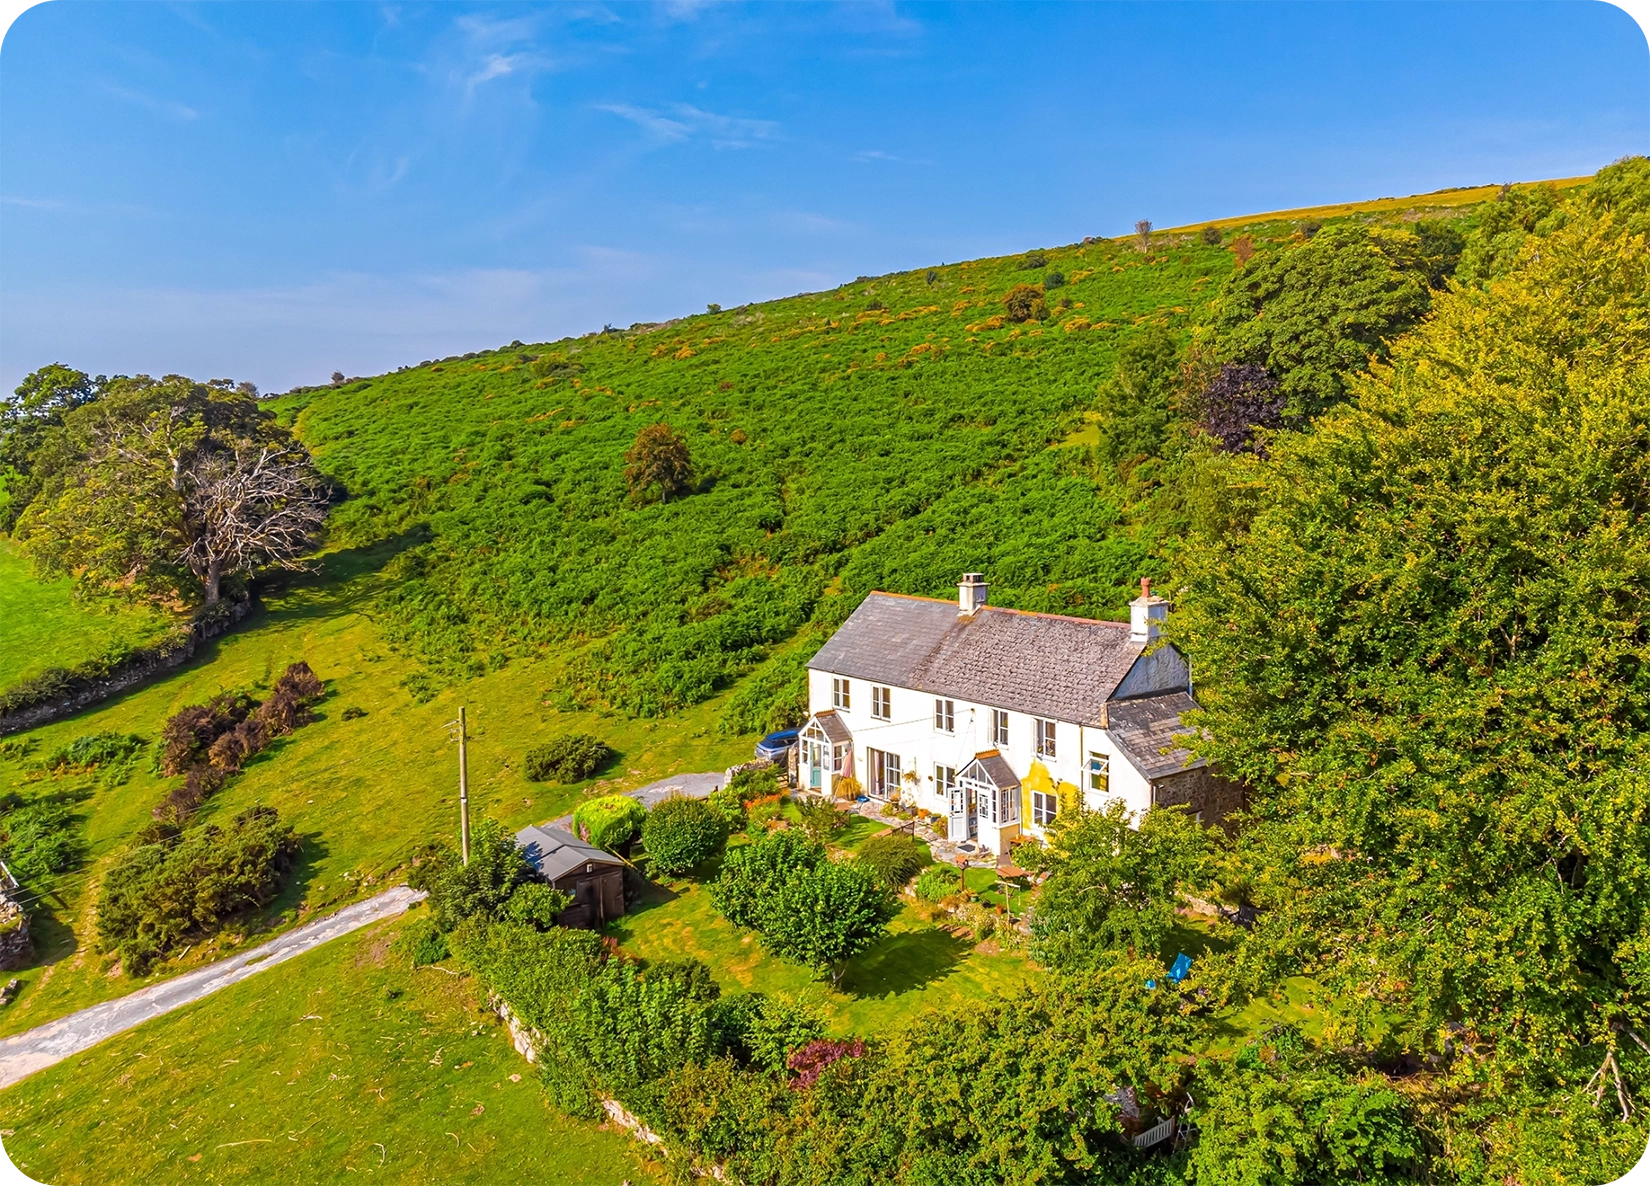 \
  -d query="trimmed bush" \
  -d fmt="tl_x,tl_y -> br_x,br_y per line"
858,832 -> 926,890
914,863 -> 962,903
643,796 -> 727,874
525,733 -> 614,784
572,794 -> 646,852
